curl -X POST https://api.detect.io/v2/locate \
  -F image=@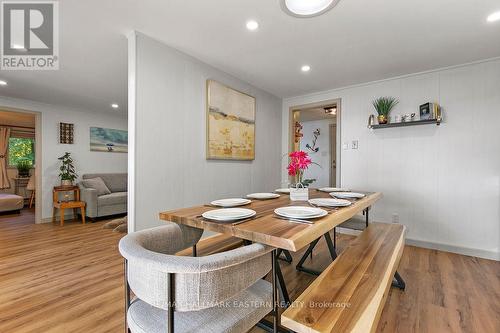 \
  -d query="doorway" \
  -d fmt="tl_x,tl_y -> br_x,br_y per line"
0,109 -> 41,224
289,99 -> 341,188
